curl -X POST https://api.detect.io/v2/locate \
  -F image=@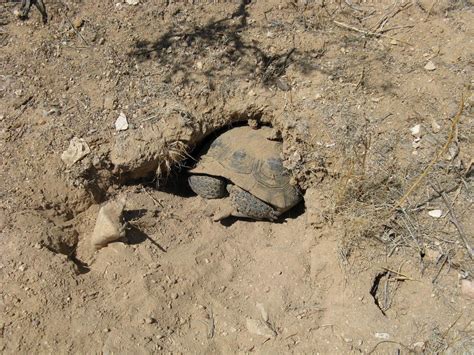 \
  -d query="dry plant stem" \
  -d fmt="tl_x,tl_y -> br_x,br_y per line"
432,253 -> 448,283
413,182 -> 460,210
367,340 -> 413,354
372,2 -> 413,33
59,0 -> 90,46
443,313 -> 463,339
432,185 -> 473,258
424,0 -> 439,22
142,187 -> 164,208
394,95 -> 464,211
381,267 -> 417,281
207,308 -> 215,339
383,273 -> 391,311
333,20 -> 412,45
400,209 -> 424,253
